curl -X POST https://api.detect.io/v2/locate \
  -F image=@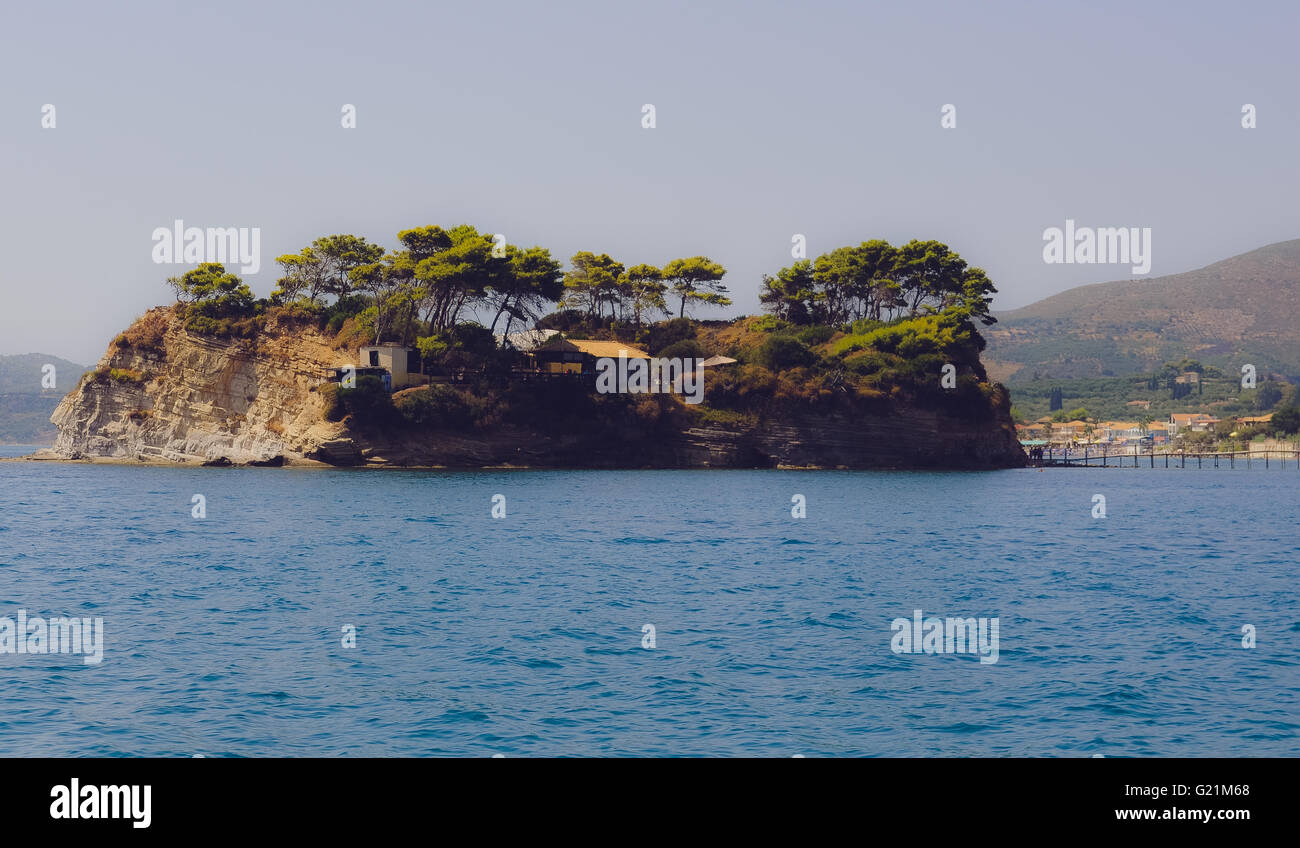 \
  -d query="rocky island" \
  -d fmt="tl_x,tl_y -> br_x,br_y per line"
38,228 -> 1025,470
